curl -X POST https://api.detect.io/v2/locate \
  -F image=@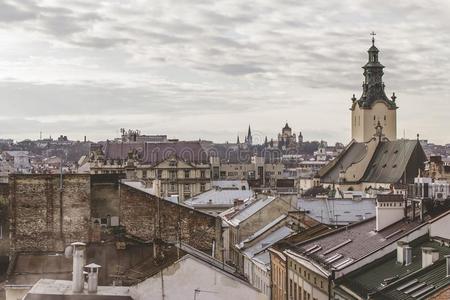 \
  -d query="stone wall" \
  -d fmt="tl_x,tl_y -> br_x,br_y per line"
119,183 -> 223,259
9,174 -> 91,252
